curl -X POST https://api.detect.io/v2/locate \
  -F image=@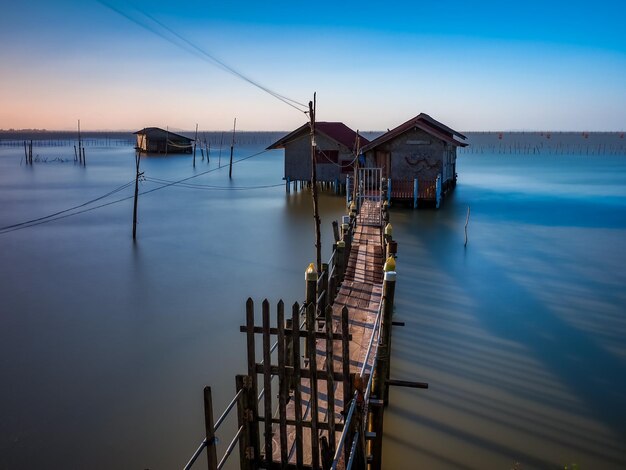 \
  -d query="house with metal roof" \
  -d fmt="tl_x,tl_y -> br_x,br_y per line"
134,127 -> 194,154
267,122 -> 369,193
361,114 -> 468,208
